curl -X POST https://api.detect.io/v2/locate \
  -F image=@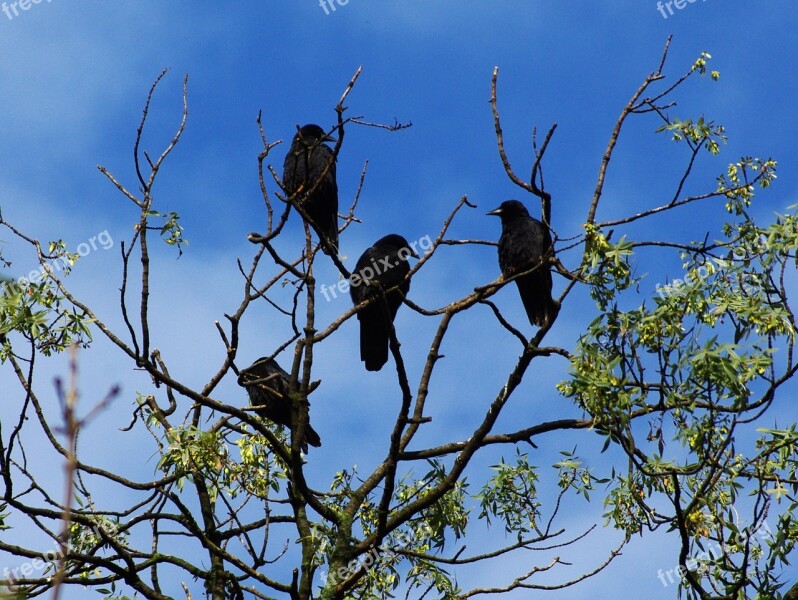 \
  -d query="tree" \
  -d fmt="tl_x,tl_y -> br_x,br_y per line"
1,39 -> 796,600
